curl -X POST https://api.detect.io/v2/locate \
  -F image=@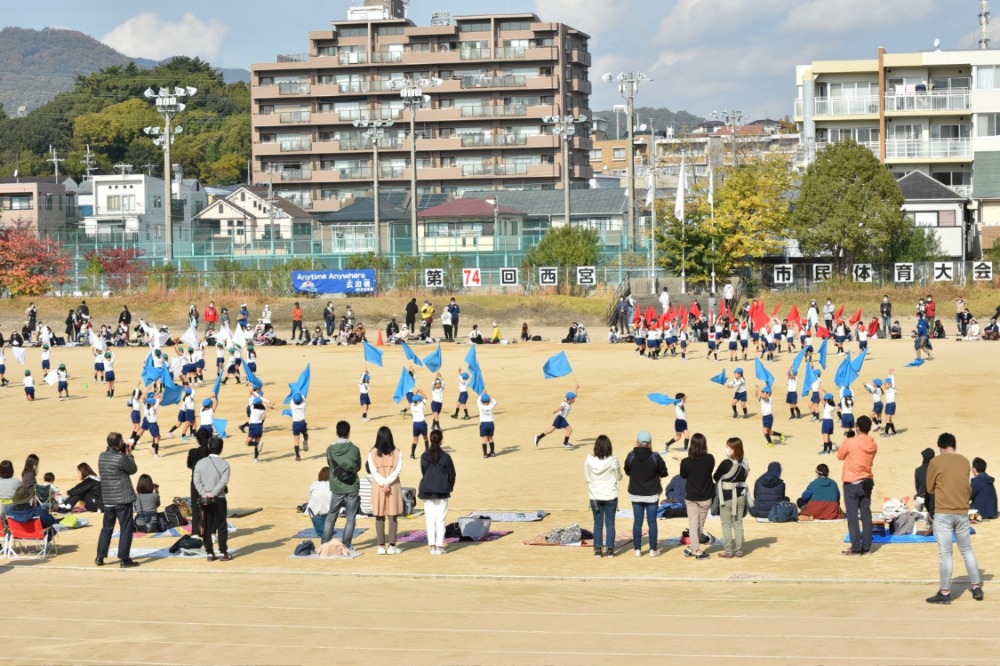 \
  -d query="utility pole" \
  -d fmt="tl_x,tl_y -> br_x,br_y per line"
354,118 -> 394,255
603,71 -> 650,251
47,146 -> 65,183
544,113 -> 588,227
81,144 -> 98,180
144,86 -> 197,263
267,171 -> 276,256
391,76 -> 441,257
